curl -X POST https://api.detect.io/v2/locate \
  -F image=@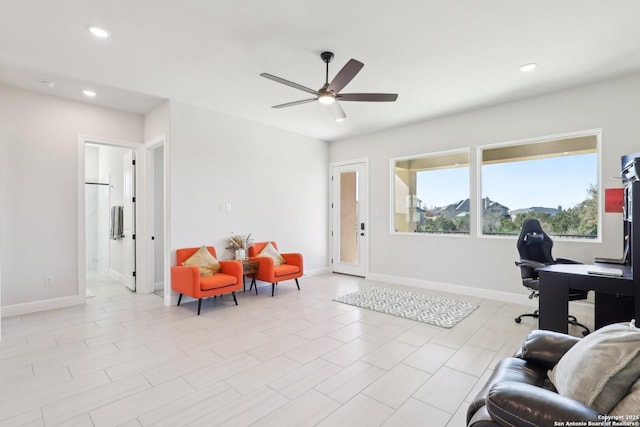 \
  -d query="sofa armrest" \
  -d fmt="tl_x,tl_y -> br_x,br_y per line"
514,330 -> 580,370
486,382 -> 600,427
170,265 -> 200,295
467,357 -> 548,426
